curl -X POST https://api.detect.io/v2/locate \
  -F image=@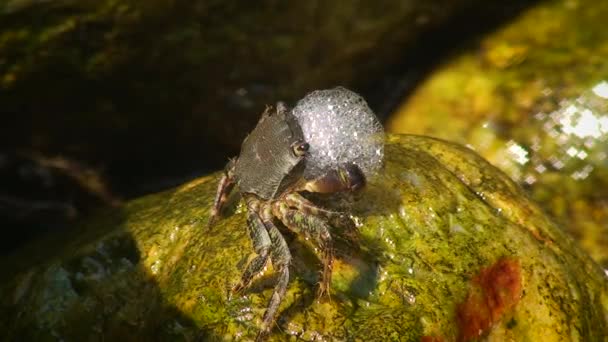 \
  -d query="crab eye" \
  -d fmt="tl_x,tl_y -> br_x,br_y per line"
292,142 -> 309,156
